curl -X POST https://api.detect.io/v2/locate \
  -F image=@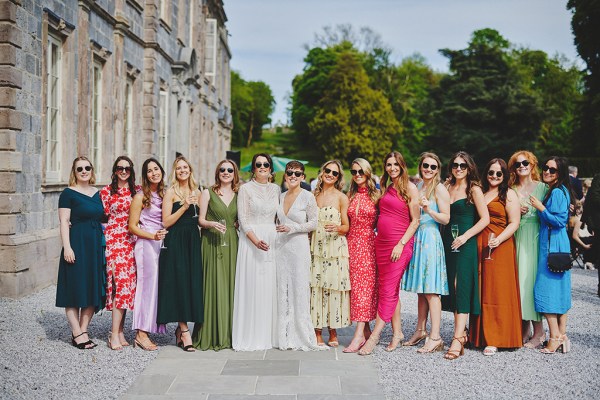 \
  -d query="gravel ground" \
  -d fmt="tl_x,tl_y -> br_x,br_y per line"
372,268 -> 600,399
1,268 -> 598,400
